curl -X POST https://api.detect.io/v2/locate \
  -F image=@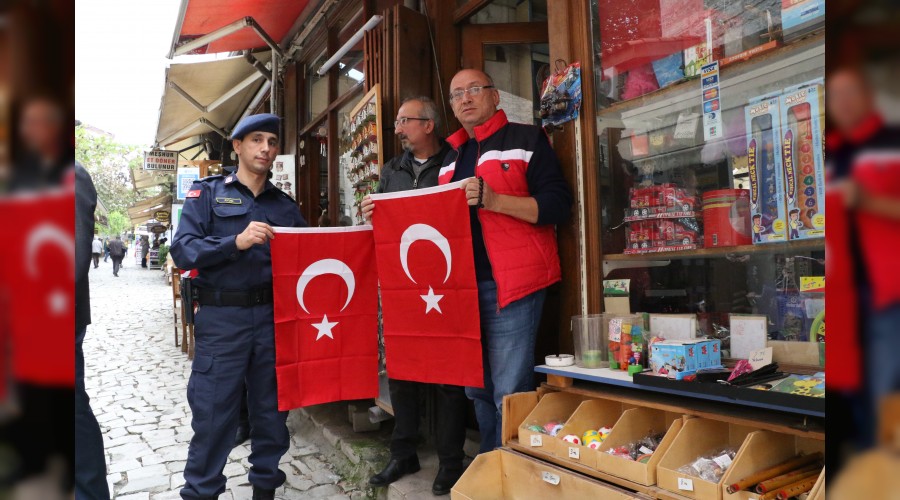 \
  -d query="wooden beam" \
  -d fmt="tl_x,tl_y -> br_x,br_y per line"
453,0 -> 493,24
